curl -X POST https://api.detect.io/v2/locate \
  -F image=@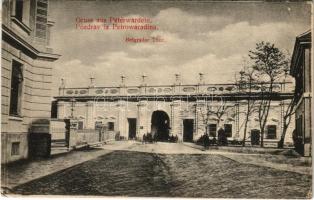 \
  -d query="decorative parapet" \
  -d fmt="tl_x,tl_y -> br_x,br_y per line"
57,82 -> 293,99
